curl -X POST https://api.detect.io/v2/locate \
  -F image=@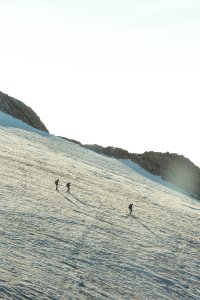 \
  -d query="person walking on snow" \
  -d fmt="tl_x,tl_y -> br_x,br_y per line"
66,182 -> 71,193
55,179 -> 59,191
128,204 -> 133,215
